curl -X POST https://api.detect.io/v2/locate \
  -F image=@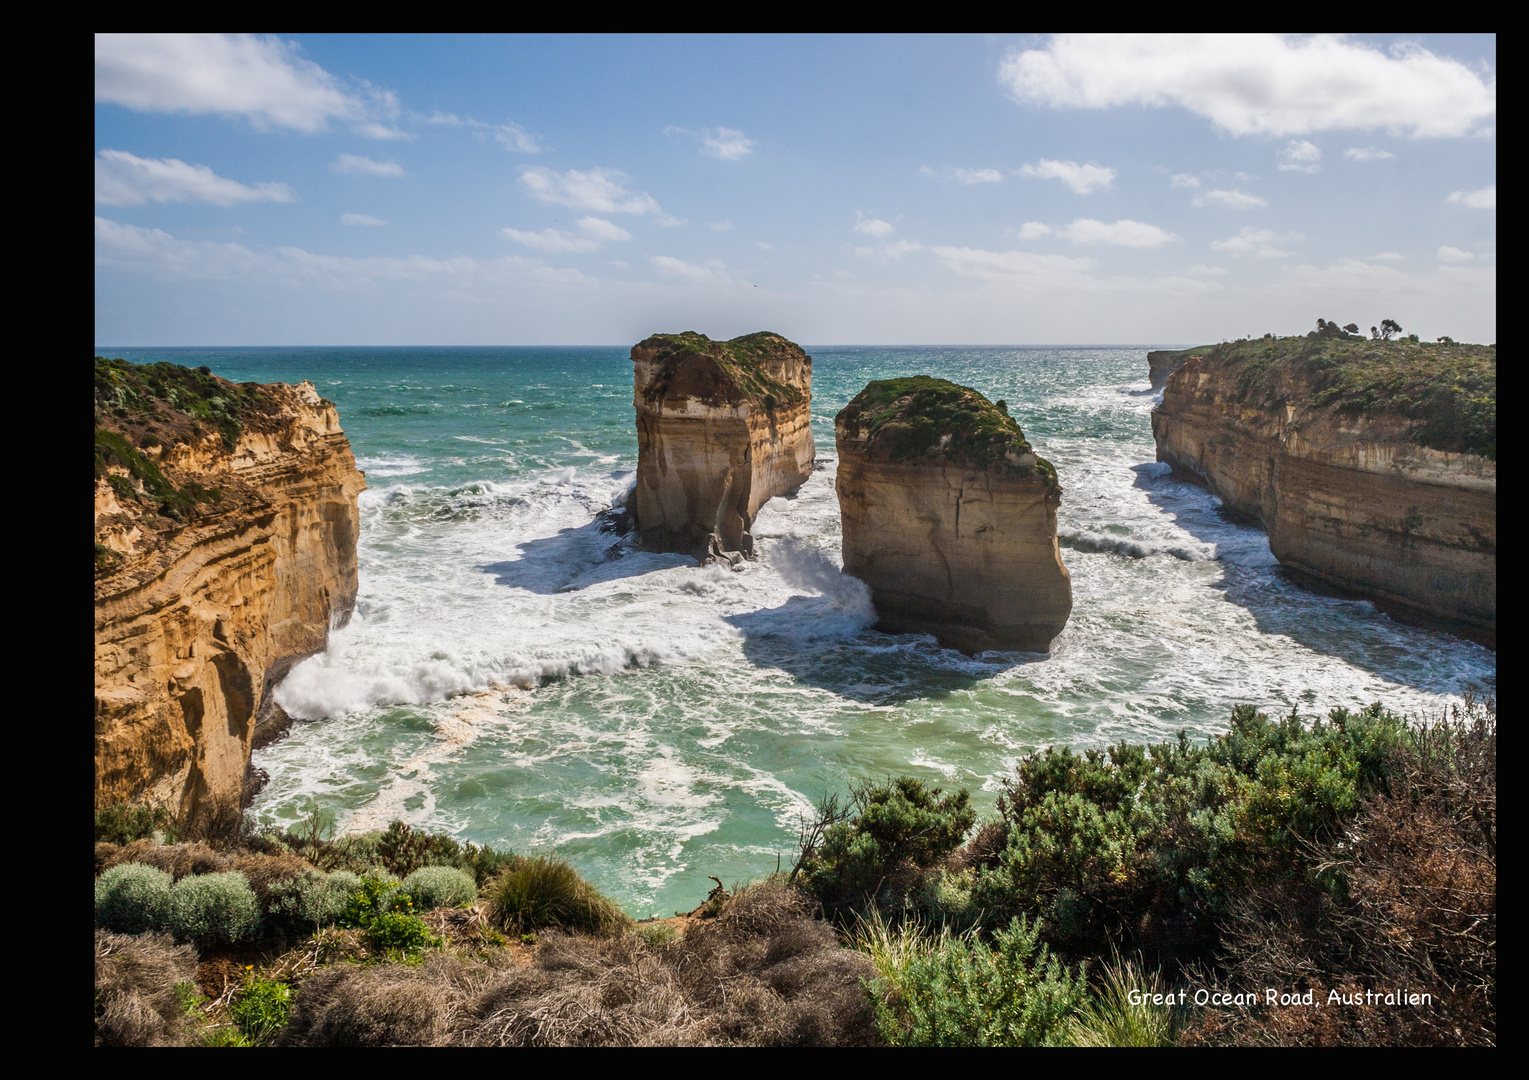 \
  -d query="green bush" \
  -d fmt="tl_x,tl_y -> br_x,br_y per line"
364,911 -> 437,953
487,855 -> 630,936
95,803 -> 178,846
168,872 -> 261,947
969,703 -> 1407,958
401,866 -> 478,911
800,777 -> 975,916
863,914 -> 1084,1046
230,973 -> 292,1043
338,870 -> 405,928
269,869 -> 360,932
96,863 -> 173,934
